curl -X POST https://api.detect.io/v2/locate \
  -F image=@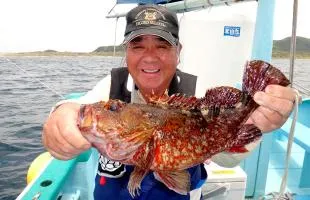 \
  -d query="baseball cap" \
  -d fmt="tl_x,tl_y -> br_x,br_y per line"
123,4 -> 179,46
